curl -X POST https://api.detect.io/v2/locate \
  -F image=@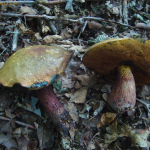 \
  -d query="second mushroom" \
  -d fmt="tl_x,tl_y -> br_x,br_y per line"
82,38 -> 150,111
